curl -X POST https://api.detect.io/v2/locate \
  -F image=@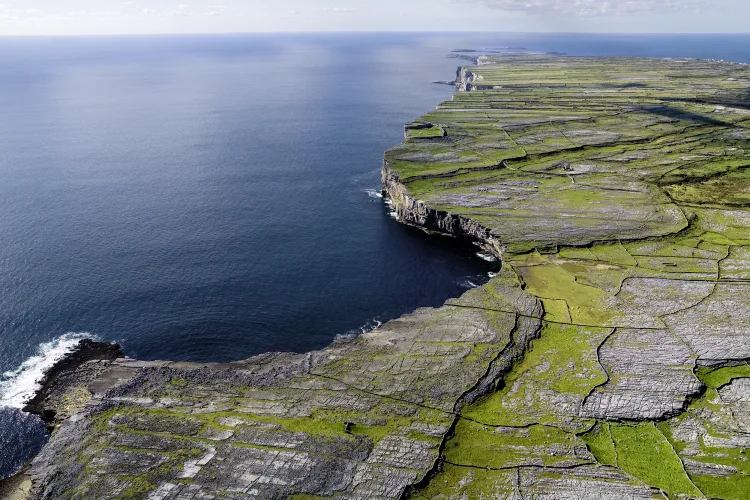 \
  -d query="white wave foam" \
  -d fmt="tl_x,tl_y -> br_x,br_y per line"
365,189 -> 383,199
336,318 -> 383,341
488,271 -> 499,278
334,333 -> 357,341
0,332 -> 94,409
458,278 -> 480,289
476,252 -> 498,262
367,319 -> 383,332
384,199 -> 399,219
